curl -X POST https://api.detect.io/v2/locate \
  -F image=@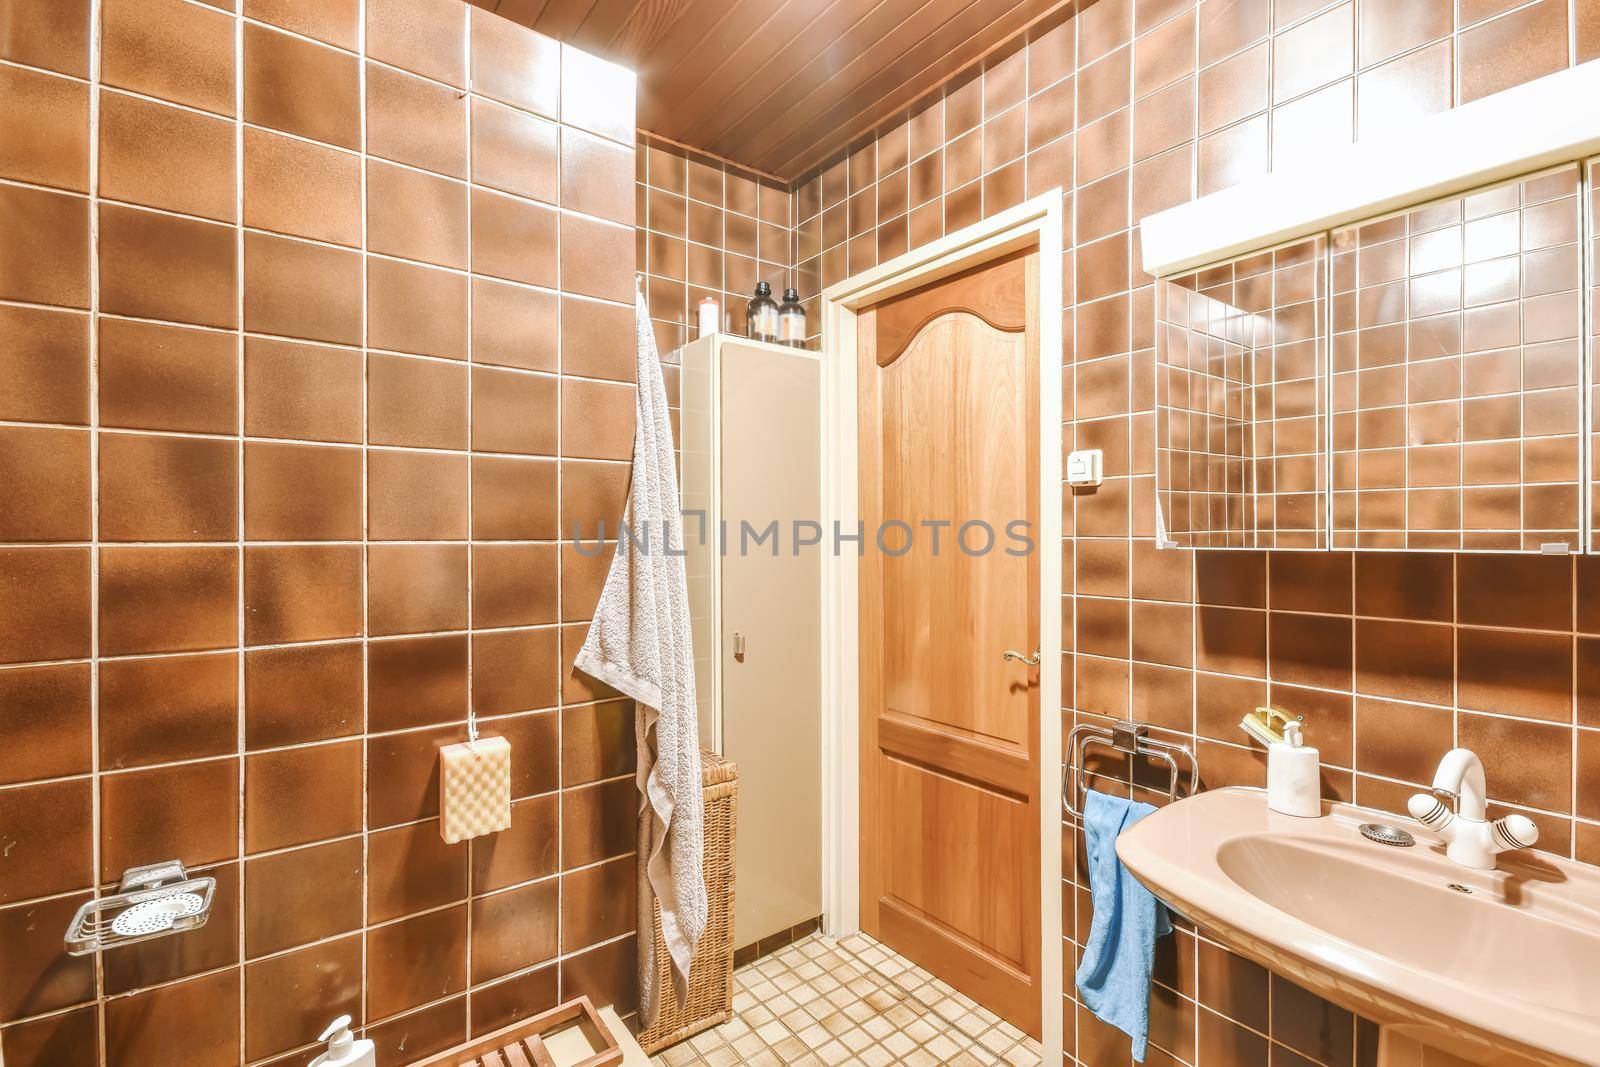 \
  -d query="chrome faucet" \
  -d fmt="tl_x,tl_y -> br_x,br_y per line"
1407,748 -> 1537,870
